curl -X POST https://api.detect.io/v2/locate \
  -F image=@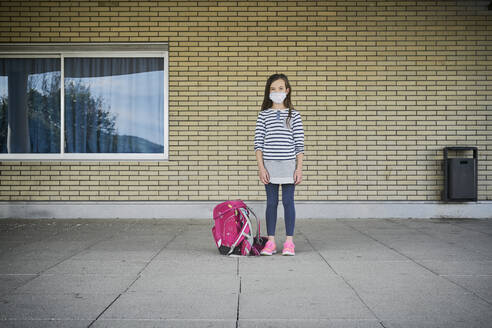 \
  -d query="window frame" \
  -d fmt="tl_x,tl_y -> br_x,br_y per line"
0,43 -> 169,161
